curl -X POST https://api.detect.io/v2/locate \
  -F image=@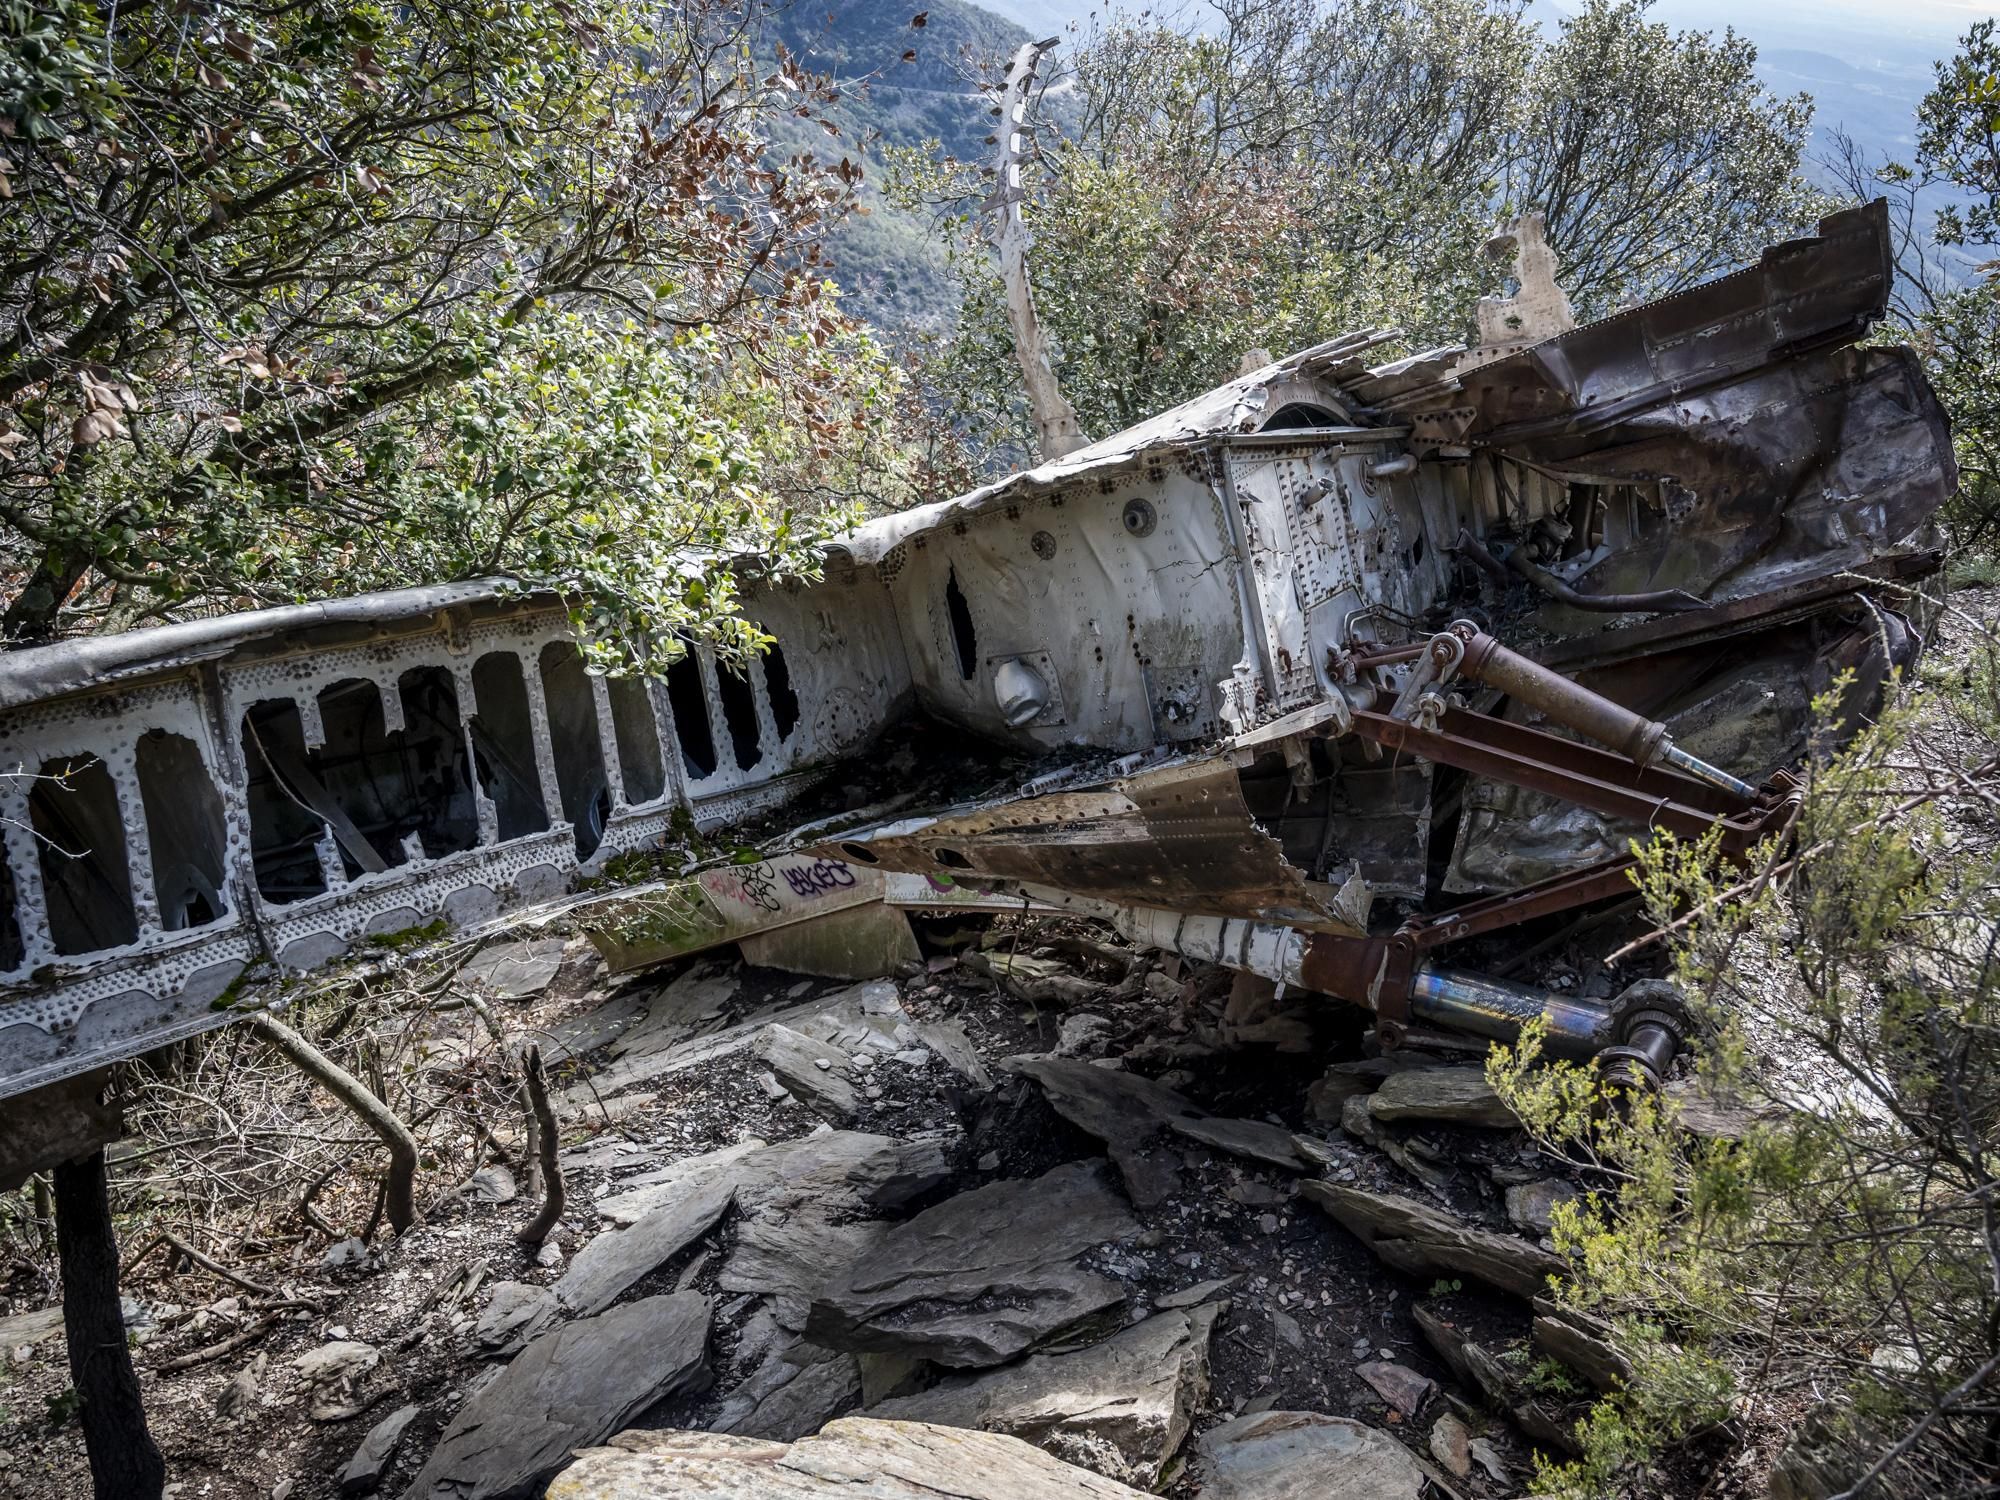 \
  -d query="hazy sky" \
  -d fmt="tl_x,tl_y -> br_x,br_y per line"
1559,0 -> 1987,51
